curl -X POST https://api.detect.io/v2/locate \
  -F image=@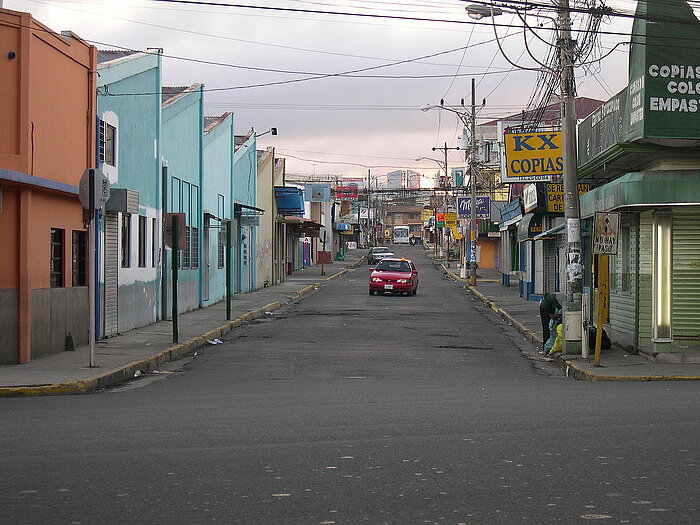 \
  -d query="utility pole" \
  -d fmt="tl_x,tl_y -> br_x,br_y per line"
432,142 -> 459,259
558,0 -> 583,351
469,78 -> 478,286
